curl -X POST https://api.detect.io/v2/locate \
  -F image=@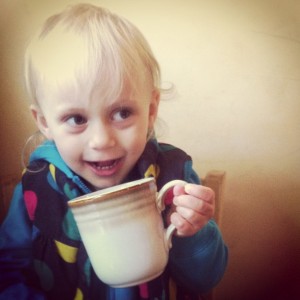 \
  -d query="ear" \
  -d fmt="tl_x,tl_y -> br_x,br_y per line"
148,89 -> 160,128
30,104 -> 53,140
